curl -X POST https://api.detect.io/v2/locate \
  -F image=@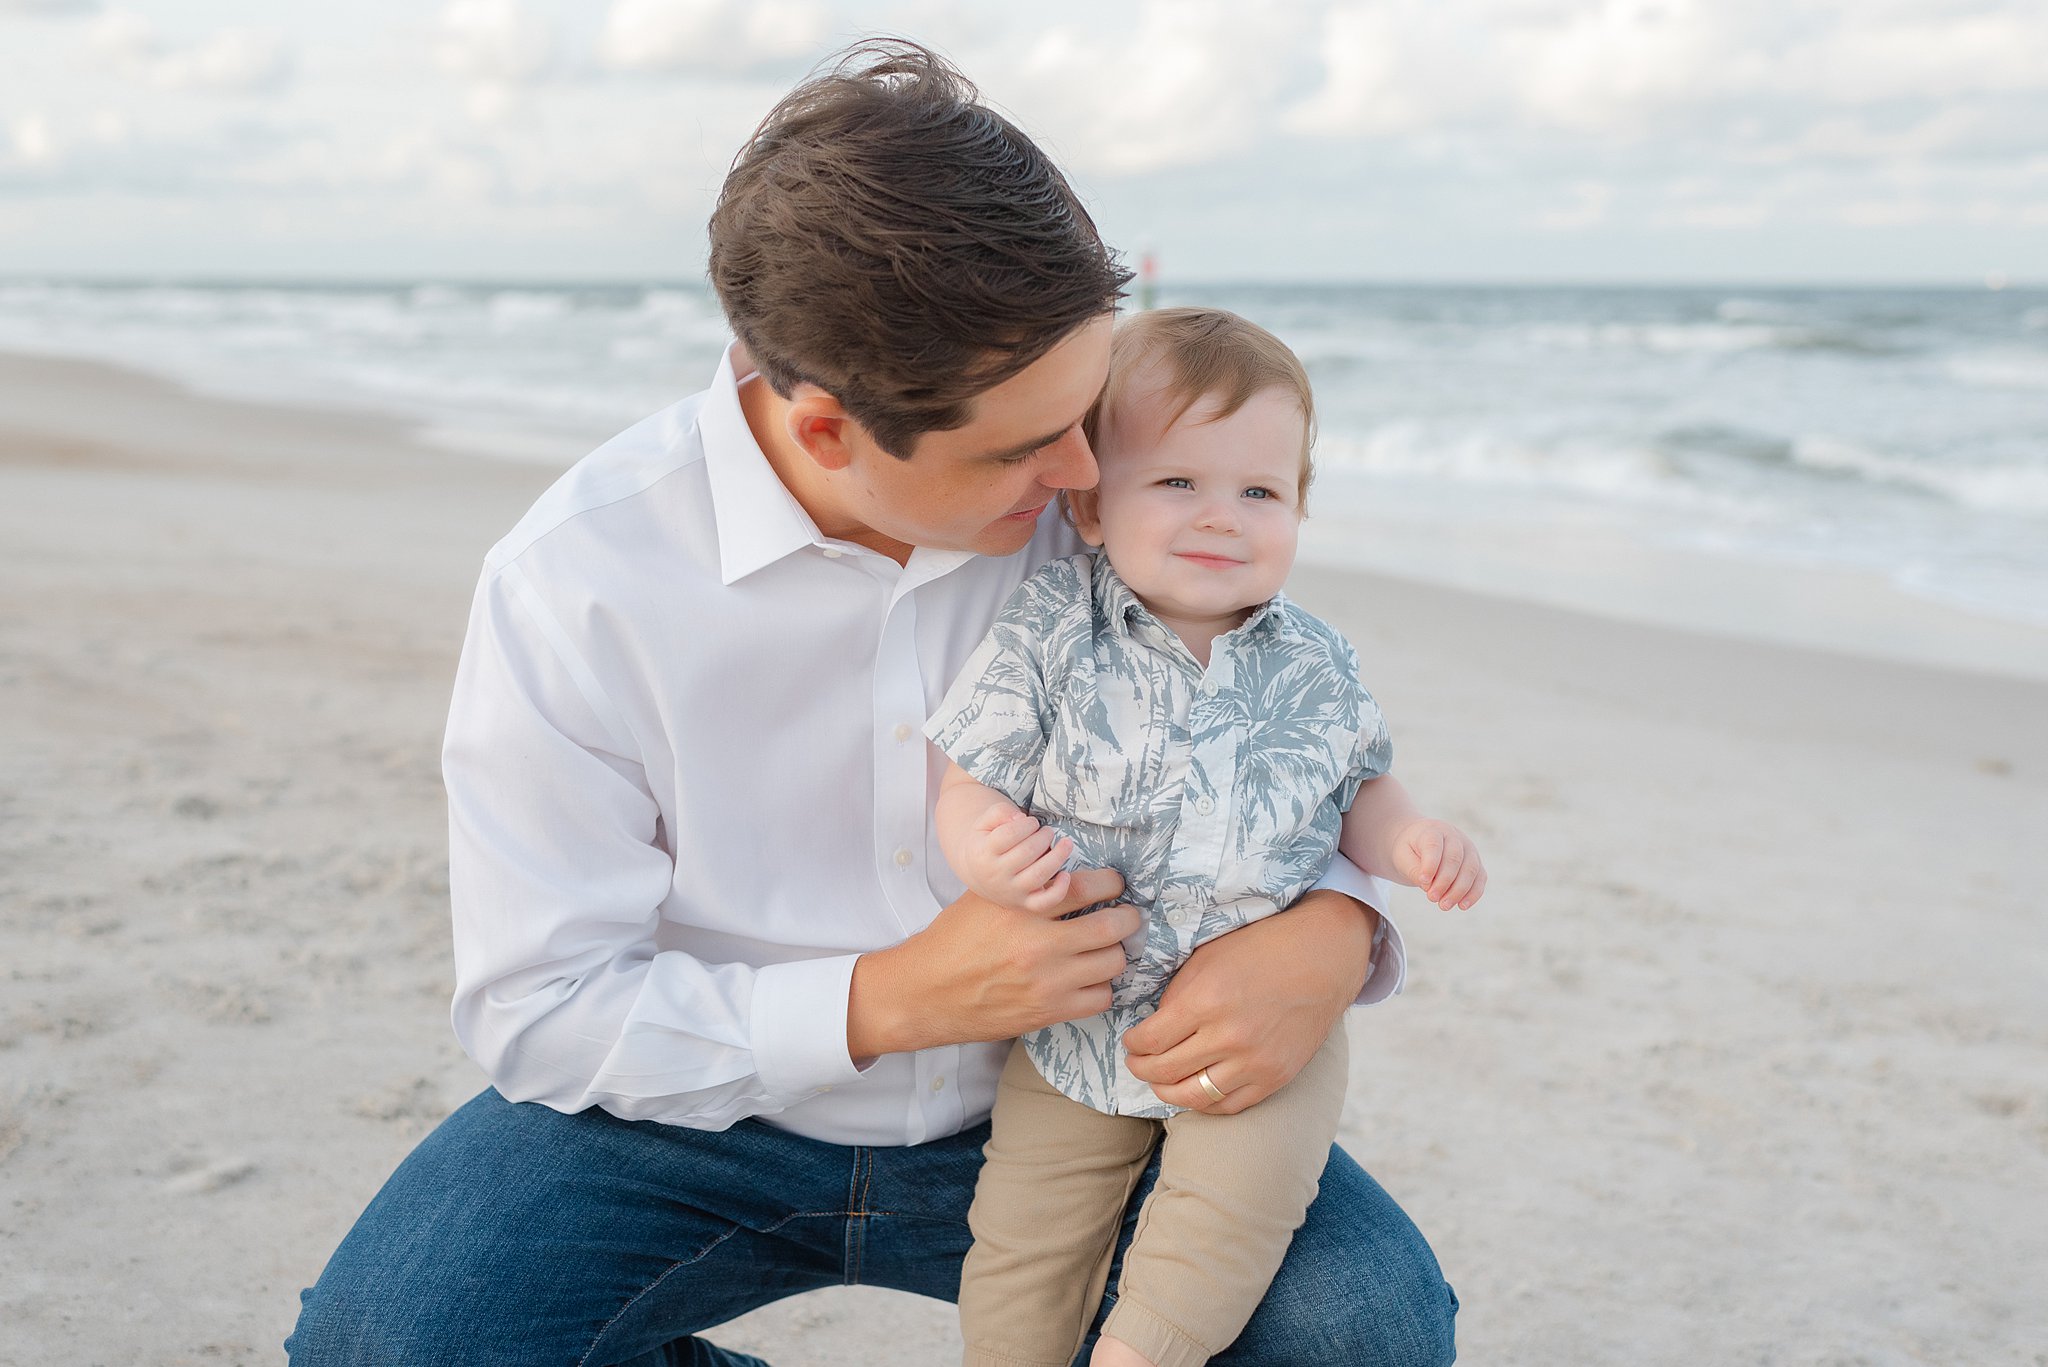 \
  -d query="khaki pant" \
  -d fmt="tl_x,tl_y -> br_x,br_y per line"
958,1028 -> 1350,1367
